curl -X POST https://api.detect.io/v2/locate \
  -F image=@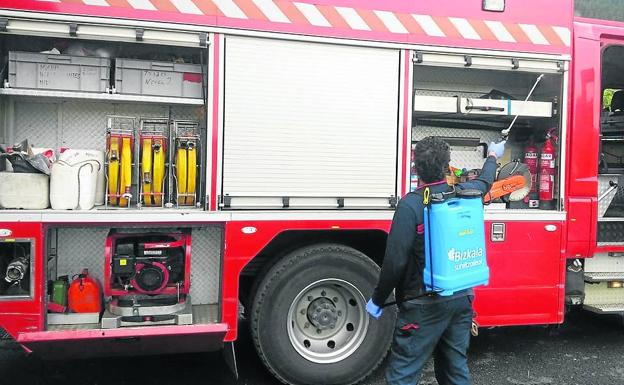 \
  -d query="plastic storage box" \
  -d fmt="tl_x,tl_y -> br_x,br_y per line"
0,172 -> 50,209
8,51 -> 110,93
114,58 -> 203,98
